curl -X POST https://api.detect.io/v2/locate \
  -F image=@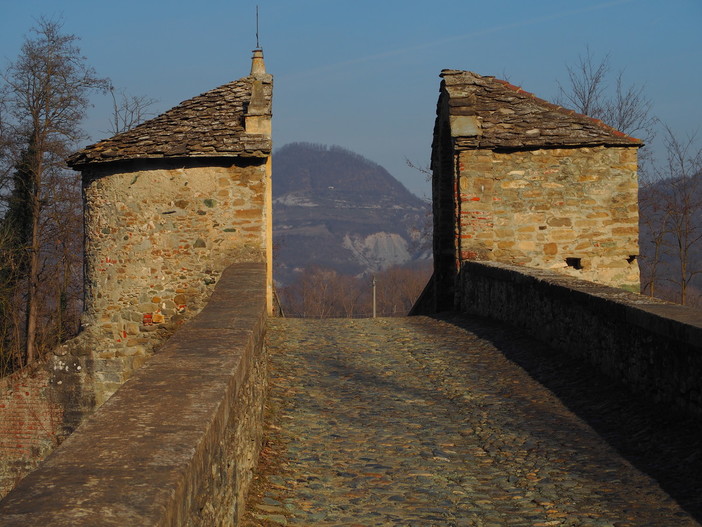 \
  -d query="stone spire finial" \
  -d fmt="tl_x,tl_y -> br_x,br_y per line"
246,49 -> 272,137
251,49 -> 266,76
